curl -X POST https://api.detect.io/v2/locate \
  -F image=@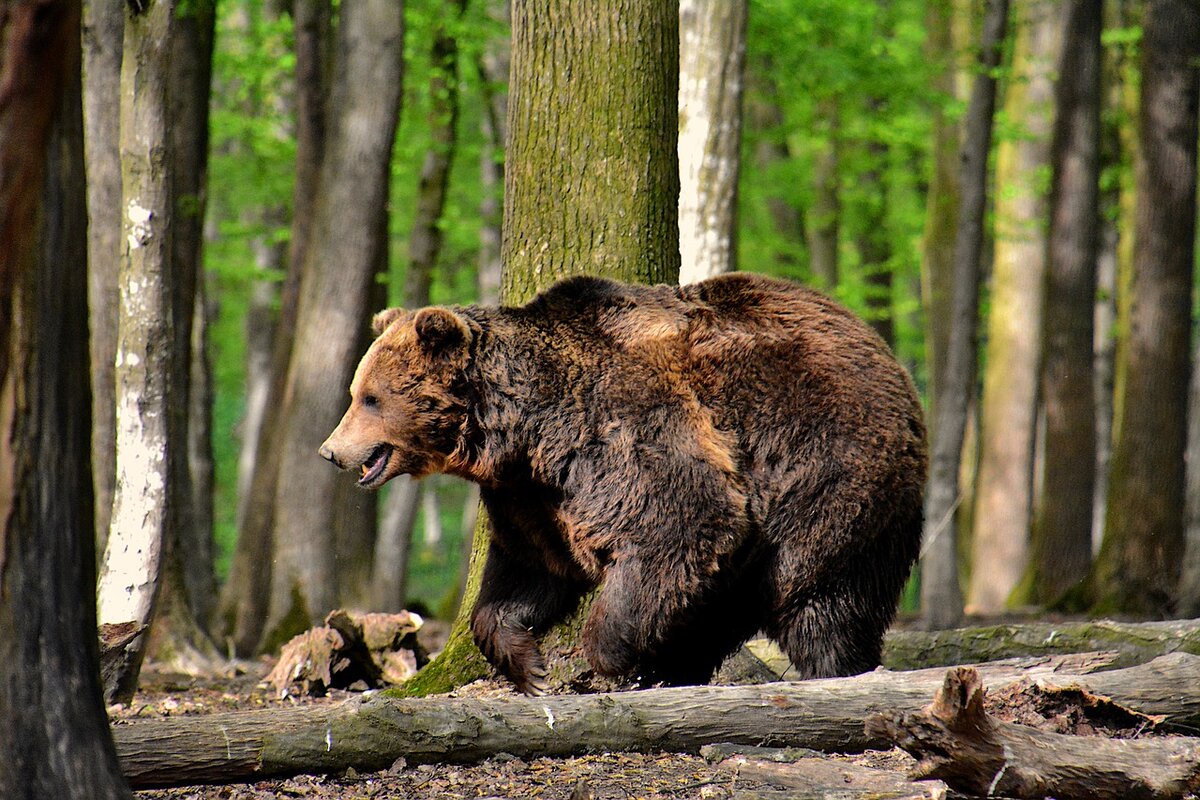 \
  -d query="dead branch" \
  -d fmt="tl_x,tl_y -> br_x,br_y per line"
866,665 -> 1200,800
